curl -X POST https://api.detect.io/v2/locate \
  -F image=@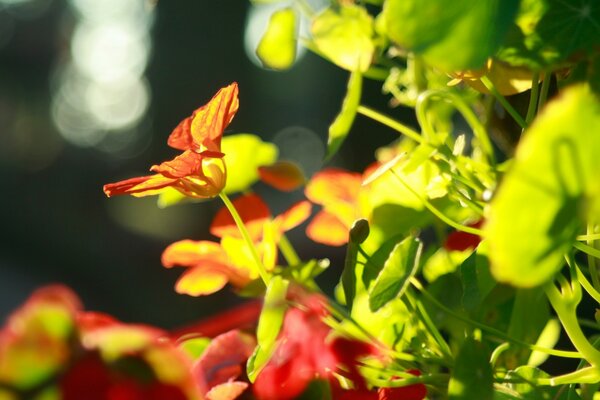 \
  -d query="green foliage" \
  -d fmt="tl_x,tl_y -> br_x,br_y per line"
449,337 -> 494,400
382,0 -> 520,71
256,8 -> 297,70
